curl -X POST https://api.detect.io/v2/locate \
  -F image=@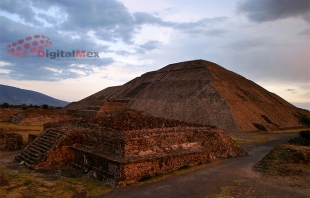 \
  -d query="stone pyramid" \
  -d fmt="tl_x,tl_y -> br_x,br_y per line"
62,60 -> 309,132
